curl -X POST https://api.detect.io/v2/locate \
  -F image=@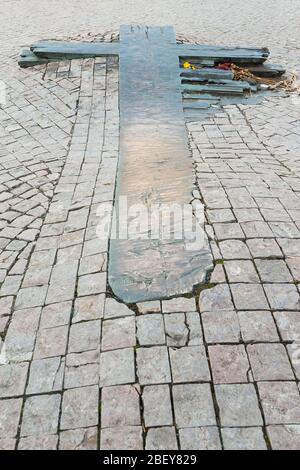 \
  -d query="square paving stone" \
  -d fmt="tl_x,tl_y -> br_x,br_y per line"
241,221 -> 273,238
220,240 -> 251,260
258,381 -> 300,425
21,394 -> 61,437
230,283 -> 269,310
5,307 -> 41,361
73,294 -> 105,323
40,302 -> 72,329
238,311 -> 279,343
215,384 -> 263,427
164,313 -> 188,347
162,297 -> 196,313
273,311 -> 300,341
101,385 -> 140,427
100,426 -> 143,450
264,284 -> 300,310
100,348 -> 135,387
77,272 -> 106,296
27,357 -> 65,394
101,317 -> 136,351
173,384 -> 216,427
202,310 -> 240,343
59,427 -> 98,450
224,260 -> 259,283
68,320 -> 101,353
60,385 -> 99,430
136,314 -> 165,346
213,223 -> 245,240
64,362 -> 99,389
136,301 -> 161,314
209,345 -> 250,384
136,346 -> 171,385
104,298 -> 134,318
15,286 -> 48,310
247,238 -> 282,258
267,425 -> 300,450
199,285 -> 234,312
18,434 -> 58,450
34,325 -> 69,359
222,427 -> 267,450
0,438 -> 16,450
0,362 -> 29,398
247,343 -> 294,381
286,257 -> 300,282
146,427 -> 178,450
179,427 -> 221,450
255,259 -> 293,283
169,346 -> 211,383
0,398 -> 22,438
142,385 -> 173,427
